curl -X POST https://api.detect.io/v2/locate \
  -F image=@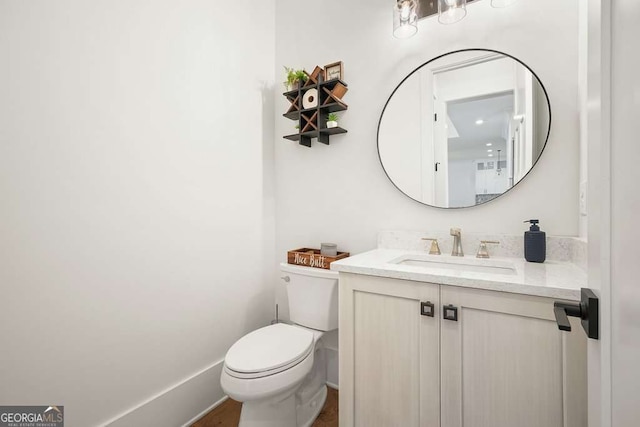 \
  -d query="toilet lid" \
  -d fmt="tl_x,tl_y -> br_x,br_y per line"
224,323 -> 314,375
